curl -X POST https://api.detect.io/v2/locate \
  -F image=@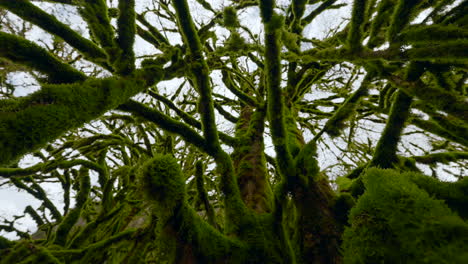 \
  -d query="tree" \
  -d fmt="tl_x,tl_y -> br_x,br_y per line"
0,0 -> 467,263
